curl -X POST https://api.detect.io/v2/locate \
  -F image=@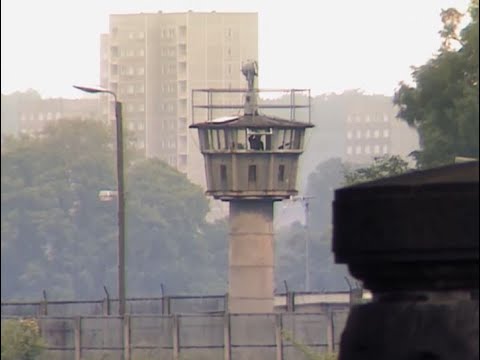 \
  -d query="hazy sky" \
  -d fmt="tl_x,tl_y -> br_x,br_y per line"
1,0 -> 471,98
